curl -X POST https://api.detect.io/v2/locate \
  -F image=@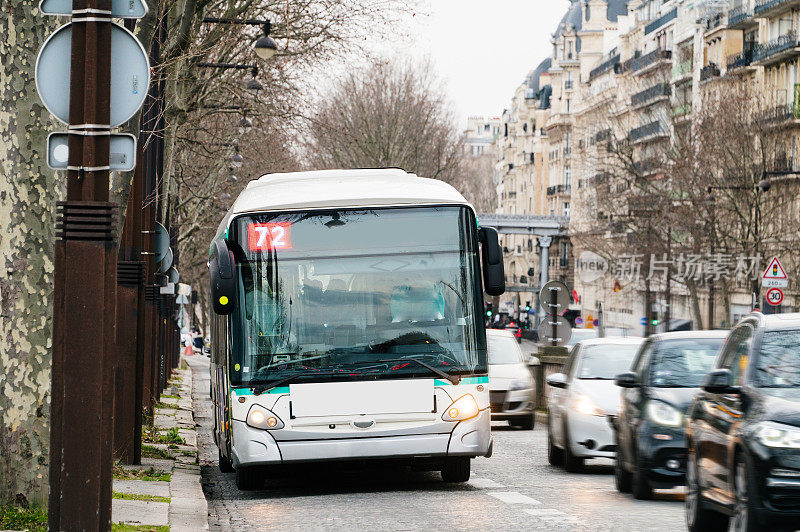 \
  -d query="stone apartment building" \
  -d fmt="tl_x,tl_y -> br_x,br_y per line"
494,0 -> 800,334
